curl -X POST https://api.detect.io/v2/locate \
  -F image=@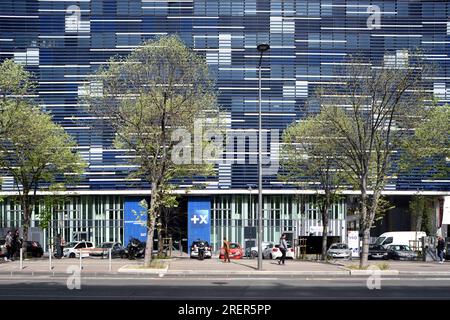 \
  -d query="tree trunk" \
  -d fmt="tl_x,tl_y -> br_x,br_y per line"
143,183 -> 158,267
359,177 -> 369,268
21,195 -> 31,257
361,228 -> 371,267
321,206 -> 329,261
158,219 -> 163,257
